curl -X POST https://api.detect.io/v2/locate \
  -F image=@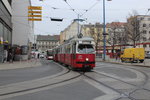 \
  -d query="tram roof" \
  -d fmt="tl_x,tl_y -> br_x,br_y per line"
73,37 -> 94,41
65,36 -> 94,43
